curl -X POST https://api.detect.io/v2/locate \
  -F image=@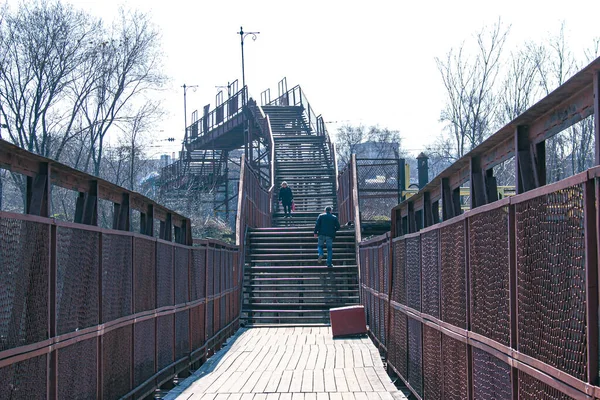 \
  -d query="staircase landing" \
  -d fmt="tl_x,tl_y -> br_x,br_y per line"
165,327 -> 409,400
